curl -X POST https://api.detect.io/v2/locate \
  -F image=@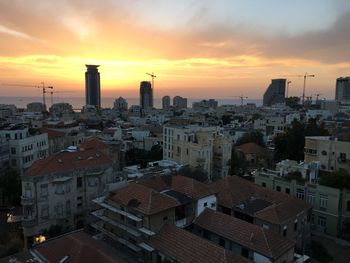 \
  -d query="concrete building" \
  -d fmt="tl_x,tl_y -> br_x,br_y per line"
263,79 -> 286,107
335,77 -> 350,103
0,104 -> 16,119
173,96 -> 187,109
162,96 -> 171,110
0,137 -> 9,170
140,81 -> 153,110
113,97 -> 128,112
0,125 -> 49,172
21,148 -> 114,241
193,99 -> 218,111
85,65 -> 101,108
255,168 -> 350,238
304,136 -> 350,172
49,103 -> 74,117
27,102 -> 45,113
163,125 -> 232,180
